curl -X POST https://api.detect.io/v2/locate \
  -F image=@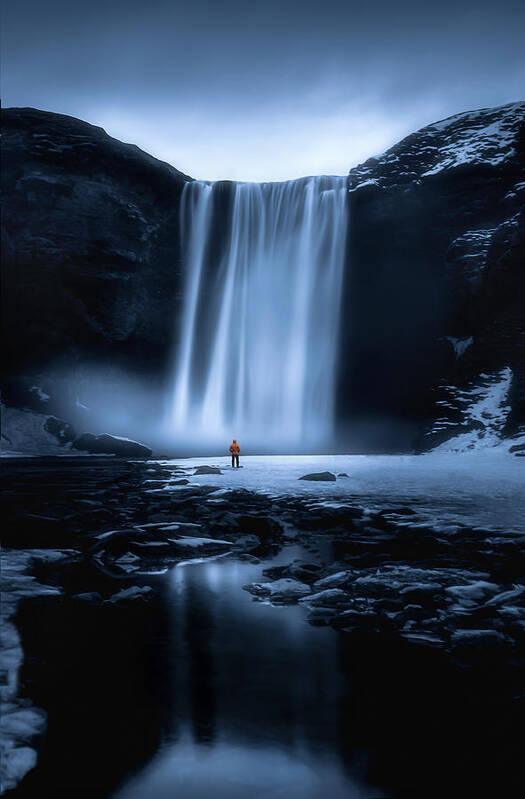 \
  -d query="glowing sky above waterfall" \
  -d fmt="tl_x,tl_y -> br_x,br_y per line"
3,0 -> 524,181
